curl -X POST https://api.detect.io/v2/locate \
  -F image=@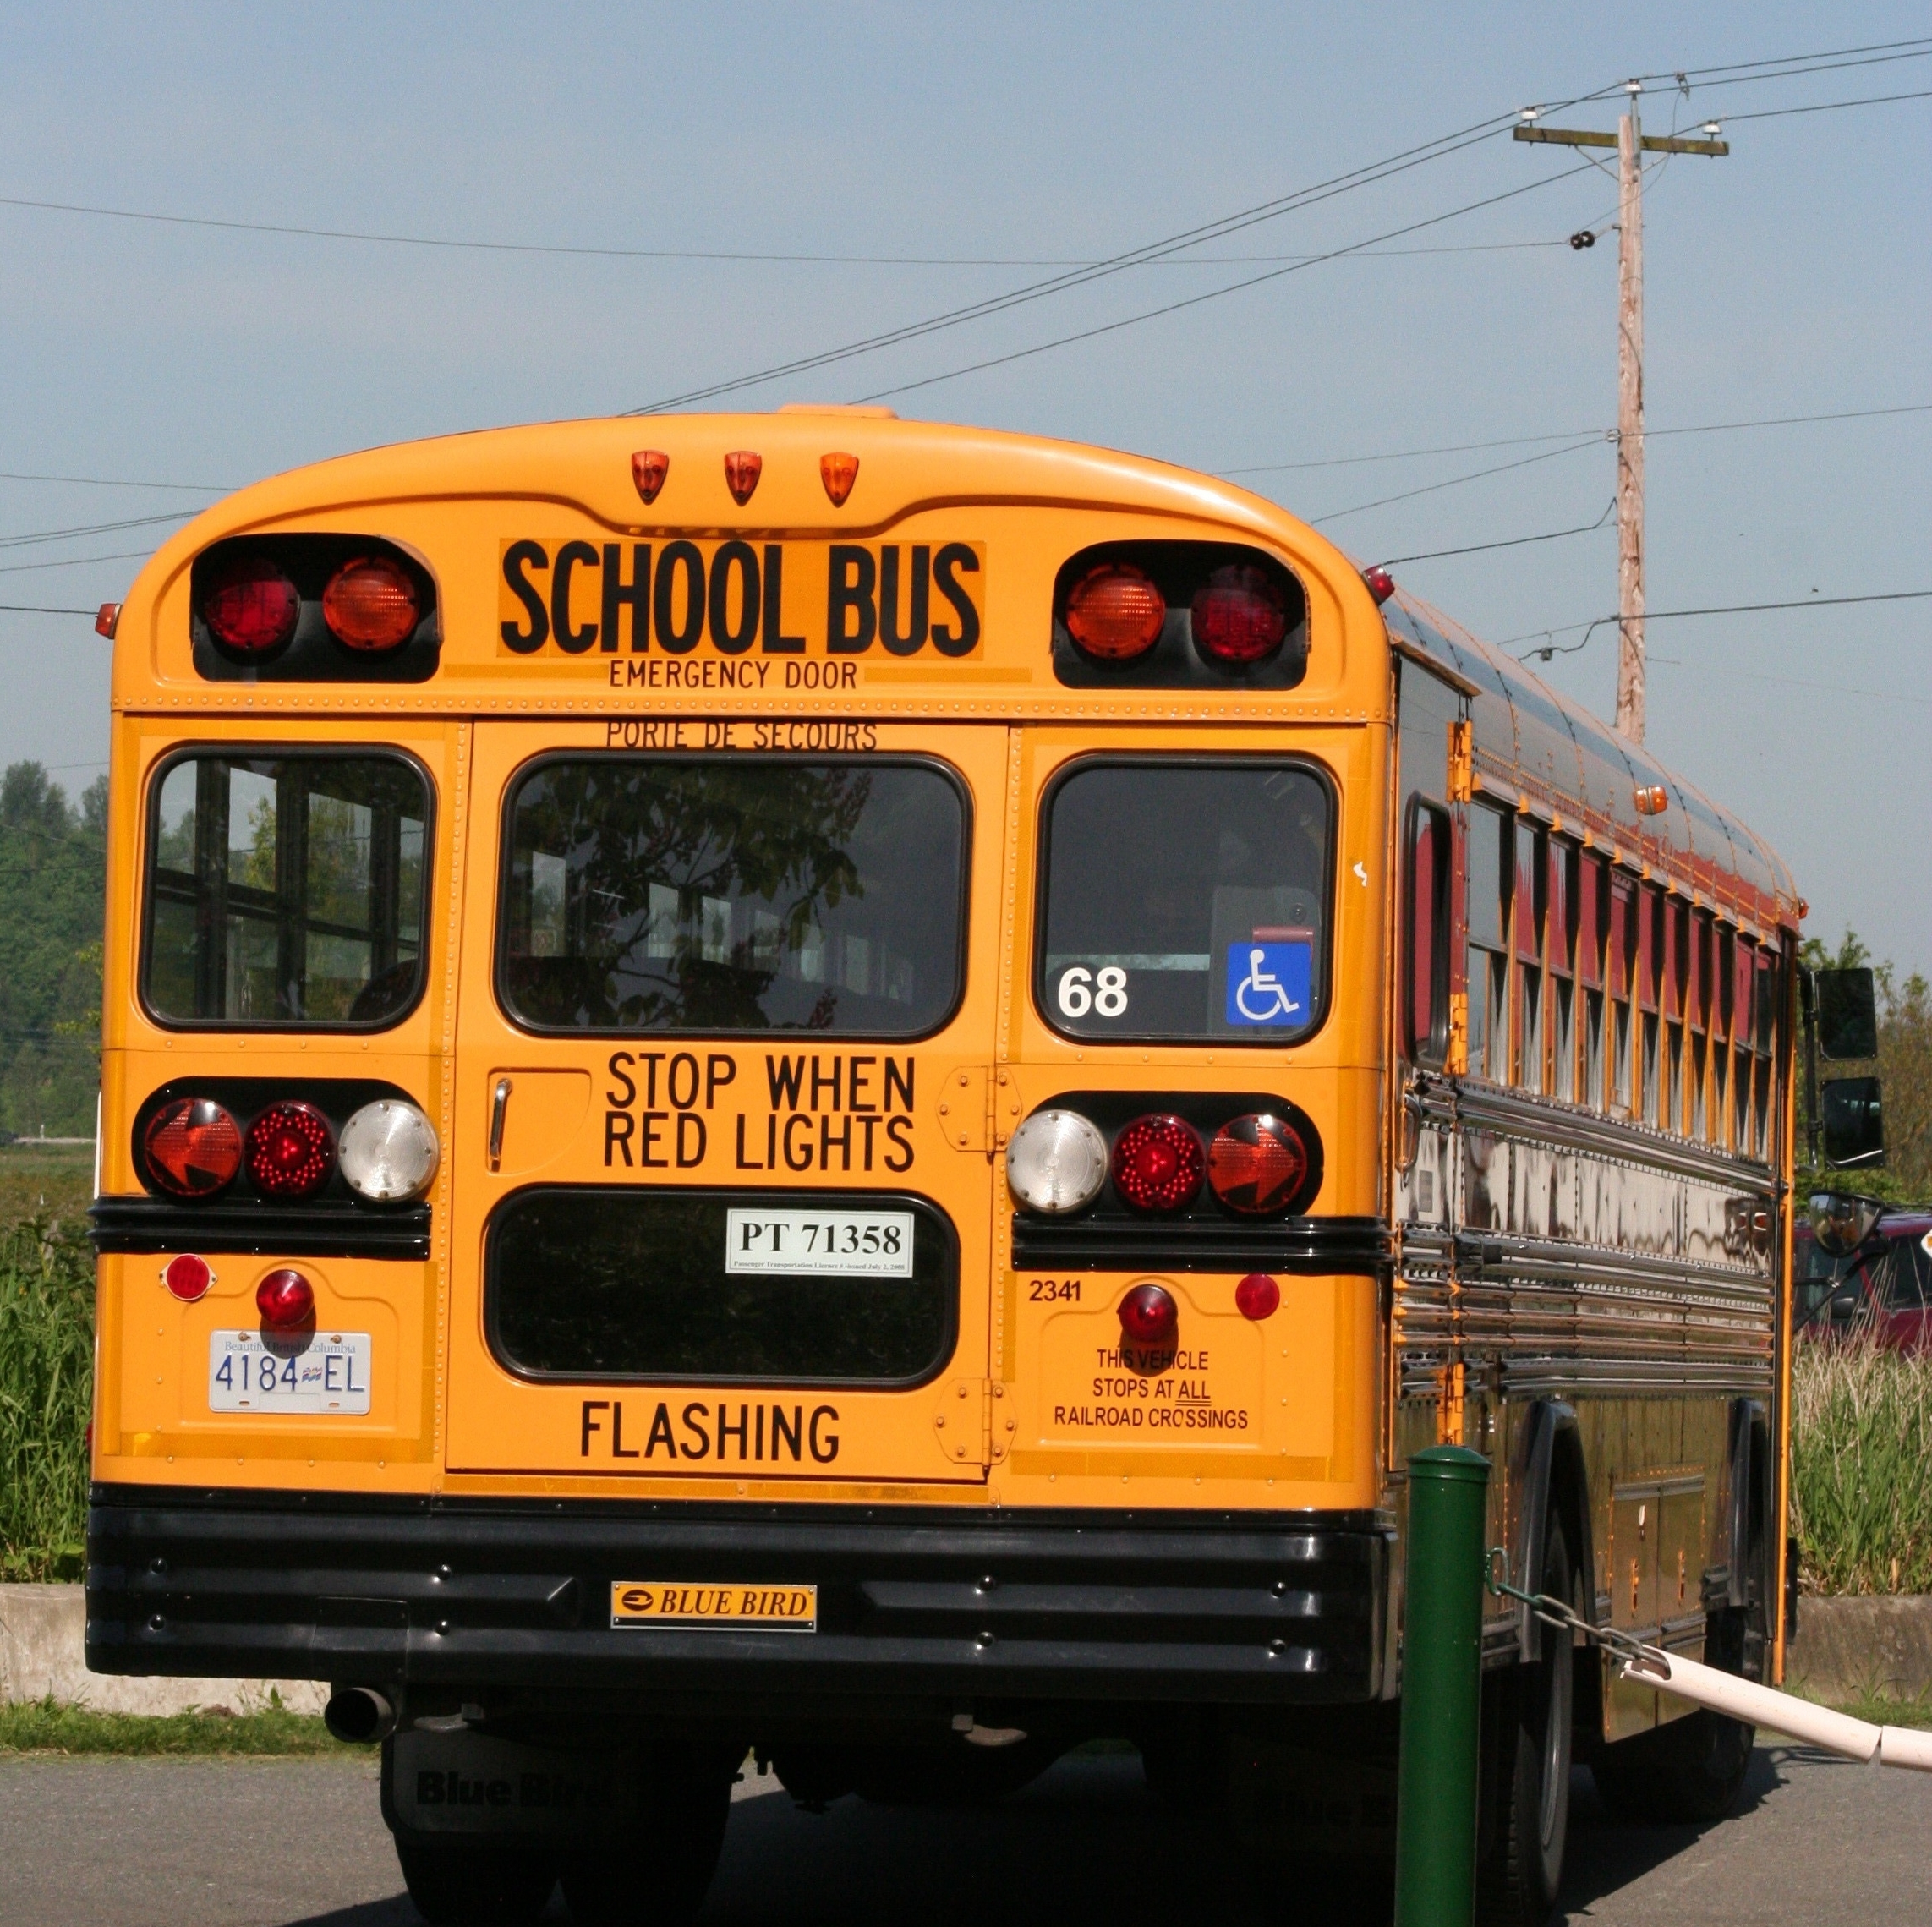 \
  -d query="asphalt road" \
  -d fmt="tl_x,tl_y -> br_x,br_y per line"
3,1743 -> 1927,1926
